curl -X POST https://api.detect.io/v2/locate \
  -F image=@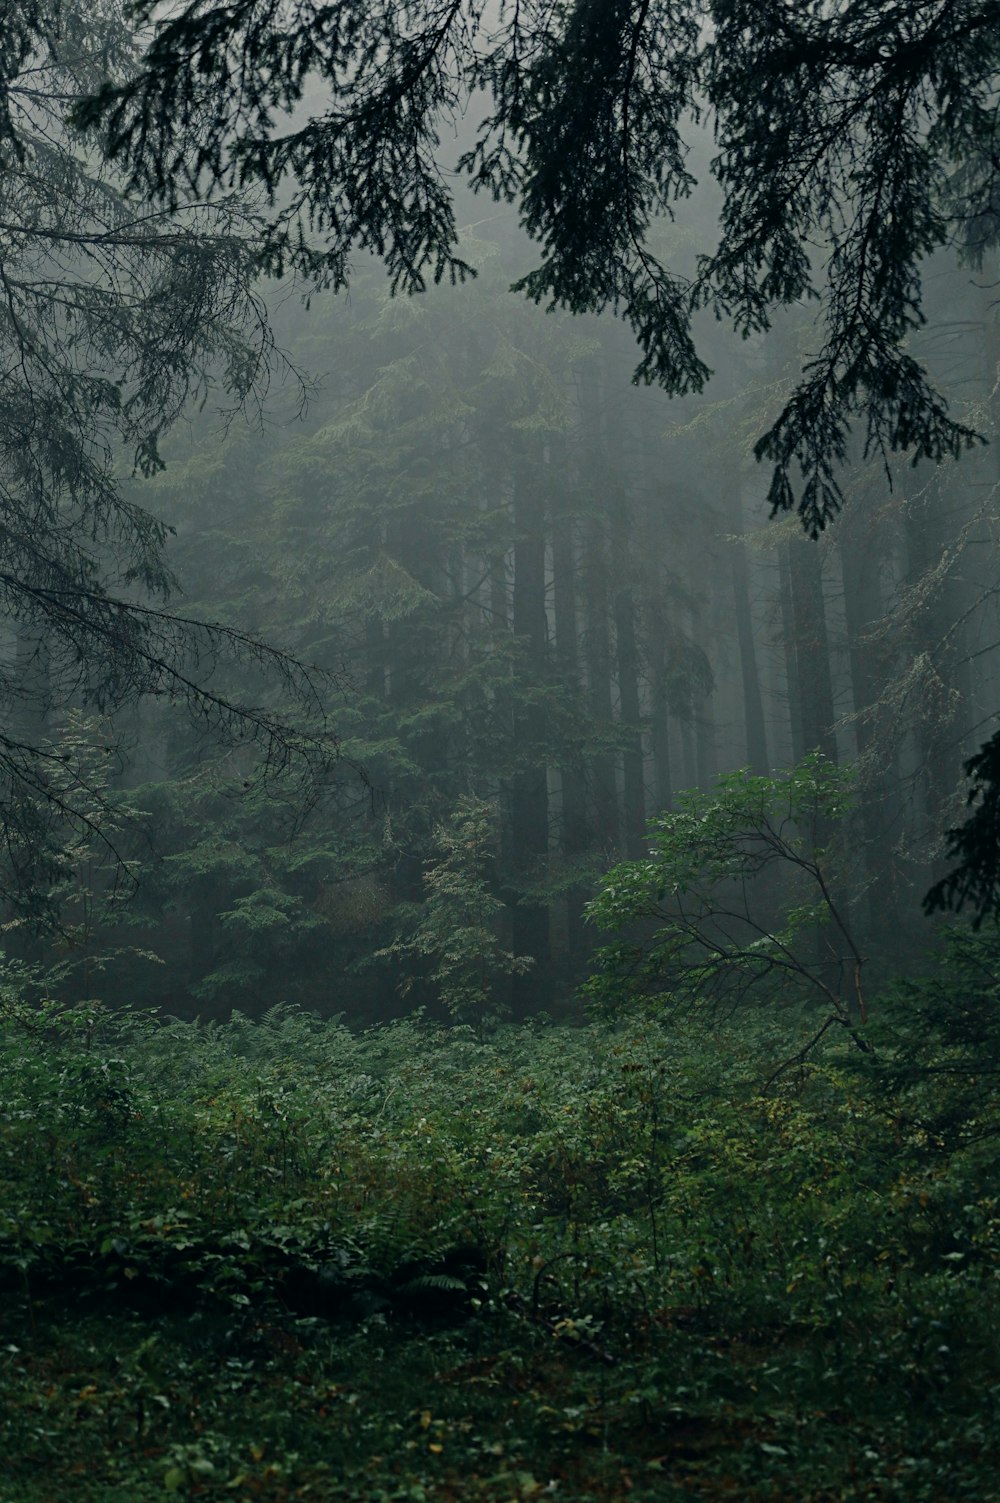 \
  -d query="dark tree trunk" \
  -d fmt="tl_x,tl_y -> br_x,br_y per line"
550,453 -> 589,960
839,498 -> 899,930
583,519 -> 619,853
189,883 -> 217,995
649,636 -> 674,814
615,587 -> 645,855
599,349 -> 646,857
679,711 -> 697,789
509,454 -> 550,1014
695,698 -> 718,789
777,542 -> 805,765
787,536 -> 838,762
728,487 -> 769,774
579,364 -> 621,856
